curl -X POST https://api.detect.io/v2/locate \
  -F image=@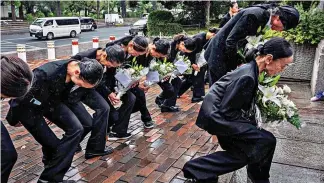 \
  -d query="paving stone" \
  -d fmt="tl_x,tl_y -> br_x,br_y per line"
157,167 -> 181,183
143,171 -> 163,183
138,163 -> 160,177
156,158 -> 177,173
